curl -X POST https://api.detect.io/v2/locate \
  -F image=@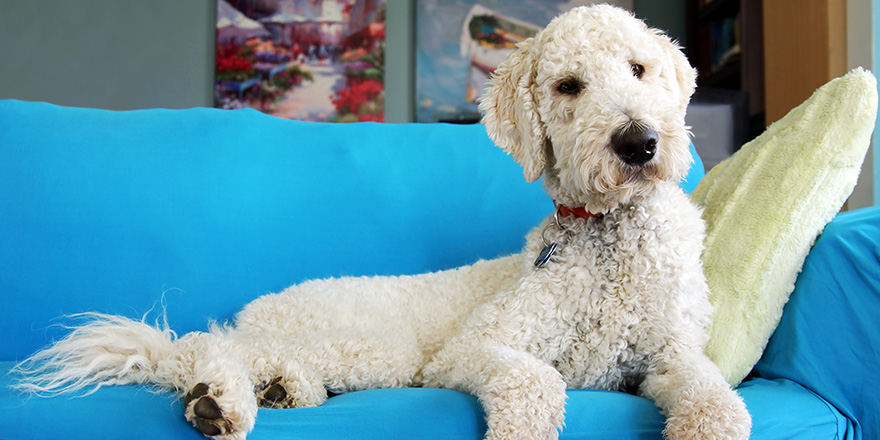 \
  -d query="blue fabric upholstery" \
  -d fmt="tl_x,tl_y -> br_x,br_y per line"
754,206 -> 880,440
0,100 -> 703,361
0,101 -> 555,360
0,362 -> 846,440
0,99 -> 864,440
